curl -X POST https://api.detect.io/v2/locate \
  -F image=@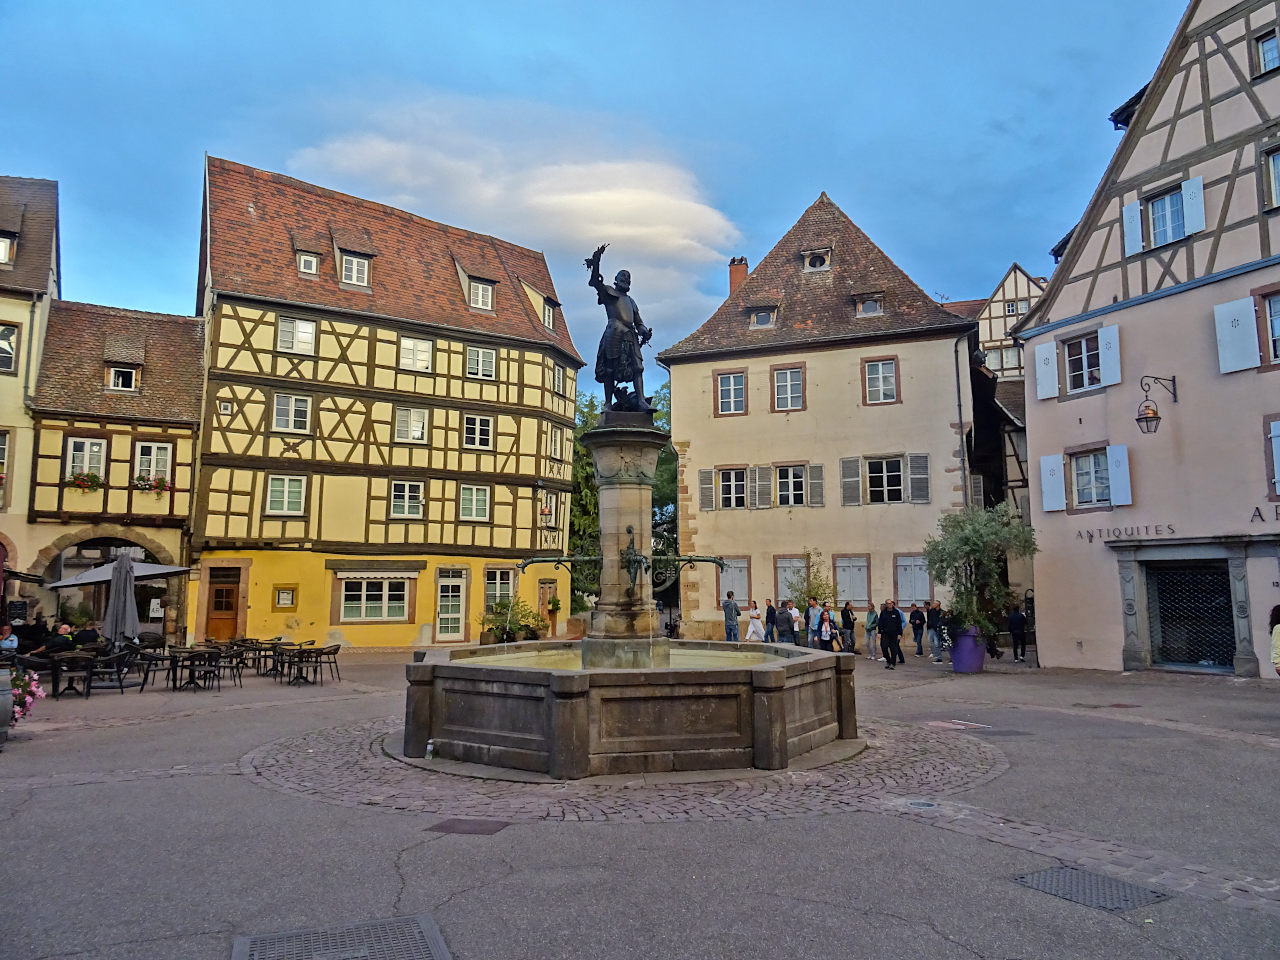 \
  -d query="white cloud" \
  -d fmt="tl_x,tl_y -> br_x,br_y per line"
287,94 -> 738,359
